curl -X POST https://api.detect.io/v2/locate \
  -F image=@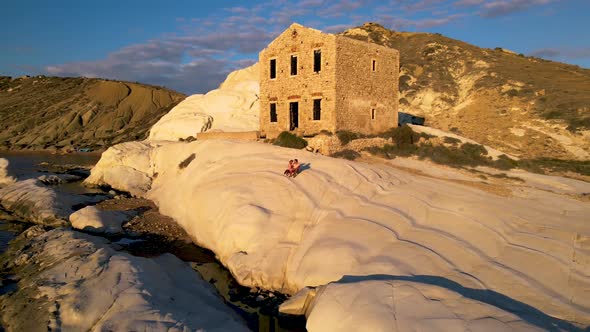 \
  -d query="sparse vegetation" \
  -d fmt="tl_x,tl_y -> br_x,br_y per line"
493,154 -> 519,170
443,136 -> 461,145
364,126 -> 590,177
368,141 -> 492,167
518,158 -> 590,176
319,129 -> 333,136
336,131 -> 362,145
0,76 -> 185,151
331,149 -> 361,160
273,131 -> 308,149
489,172 -> 525,182
341,22 -> 590,161
365,126 -> 500,168
377,125 -> 432,144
